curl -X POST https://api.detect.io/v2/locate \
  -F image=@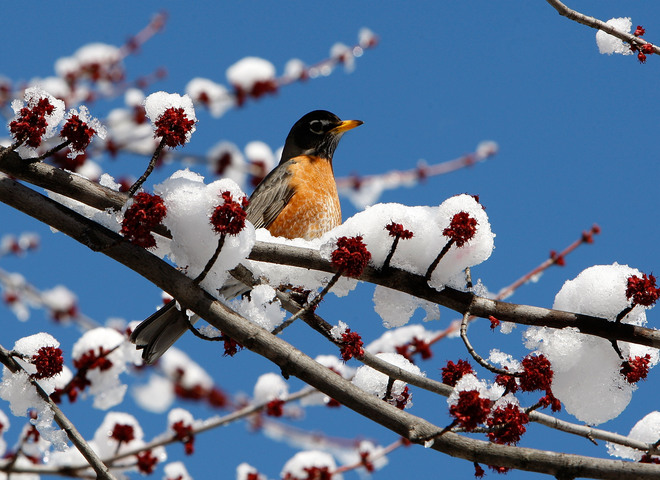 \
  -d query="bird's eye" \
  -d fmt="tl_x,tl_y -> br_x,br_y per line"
309,120 -> 325,134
